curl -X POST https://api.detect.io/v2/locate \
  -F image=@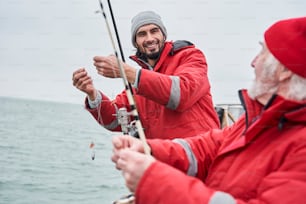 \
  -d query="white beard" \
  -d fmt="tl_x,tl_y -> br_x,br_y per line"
248,78 -> 278,100
248,54 -> 279,100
